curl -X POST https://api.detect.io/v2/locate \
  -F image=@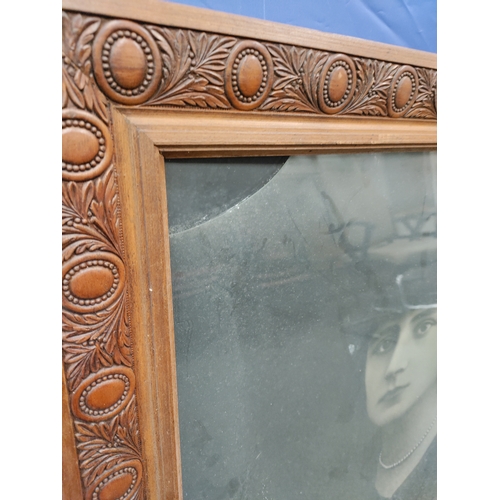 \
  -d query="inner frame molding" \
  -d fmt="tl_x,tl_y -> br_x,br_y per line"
61,2 -> 437,499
